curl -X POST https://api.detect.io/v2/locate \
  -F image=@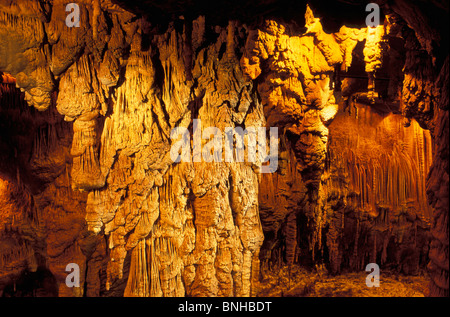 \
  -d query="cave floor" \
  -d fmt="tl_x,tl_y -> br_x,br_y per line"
257,265 -> 429,297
